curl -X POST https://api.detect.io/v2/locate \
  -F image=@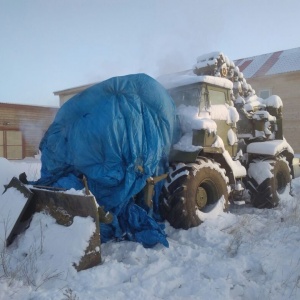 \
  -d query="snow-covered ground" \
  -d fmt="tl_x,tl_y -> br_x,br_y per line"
0,157 -> 300,300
